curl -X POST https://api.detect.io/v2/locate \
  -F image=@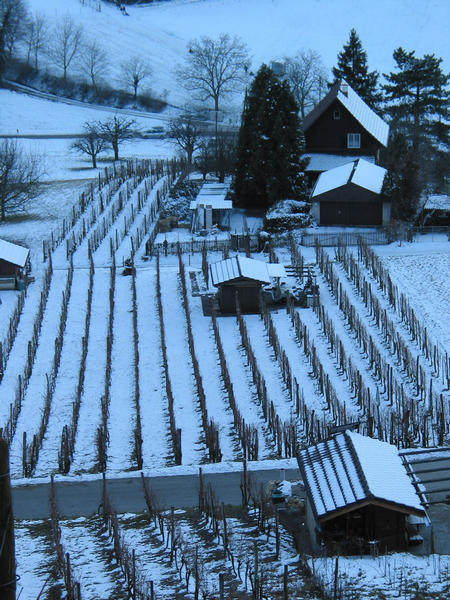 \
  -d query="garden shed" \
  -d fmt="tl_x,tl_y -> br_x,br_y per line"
190,182 -> 232,232
209,255 -> 286,313
310,158 -> 389,226
0,238 -> 29,289
297,431 -> 426,555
